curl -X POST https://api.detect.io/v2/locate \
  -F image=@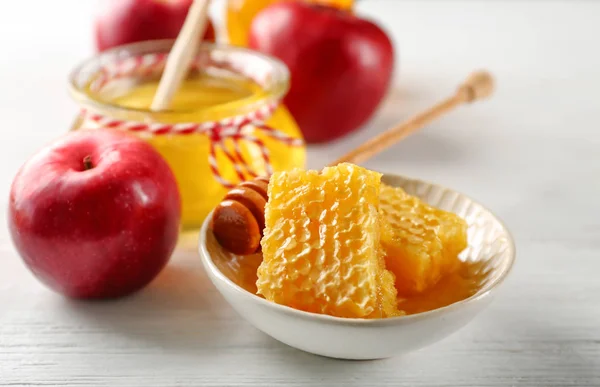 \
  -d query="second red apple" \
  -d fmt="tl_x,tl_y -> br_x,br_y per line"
249,2 -> 395,143
95,0 -> 215,52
